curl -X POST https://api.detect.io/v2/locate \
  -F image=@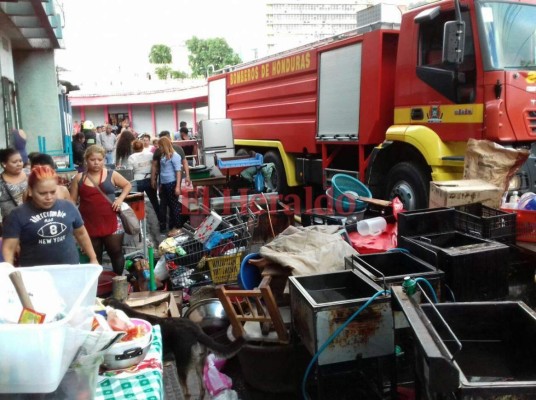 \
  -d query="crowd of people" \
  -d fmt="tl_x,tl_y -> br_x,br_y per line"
0,121 -> 195,272
73,119 -> 194,235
